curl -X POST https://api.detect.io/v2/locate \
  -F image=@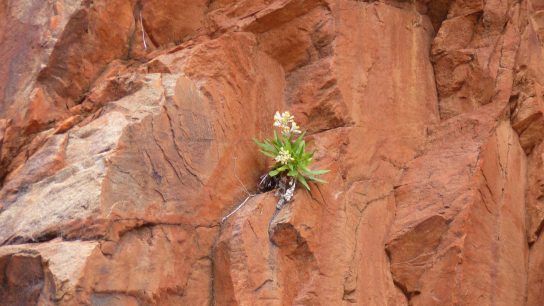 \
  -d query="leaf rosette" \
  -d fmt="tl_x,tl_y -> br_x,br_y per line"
254,111 -> 329,190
